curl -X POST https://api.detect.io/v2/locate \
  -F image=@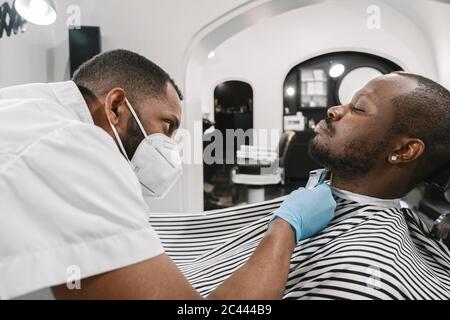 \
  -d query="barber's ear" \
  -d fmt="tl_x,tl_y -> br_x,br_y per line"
389,138 -> 425,164
104,88 -> 126,126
